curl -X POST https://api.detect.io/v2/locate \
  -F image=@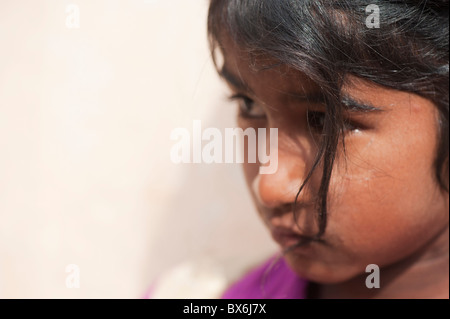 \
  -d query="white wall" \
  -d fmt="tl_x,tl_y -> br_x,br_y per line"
0,0 -> 276,298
